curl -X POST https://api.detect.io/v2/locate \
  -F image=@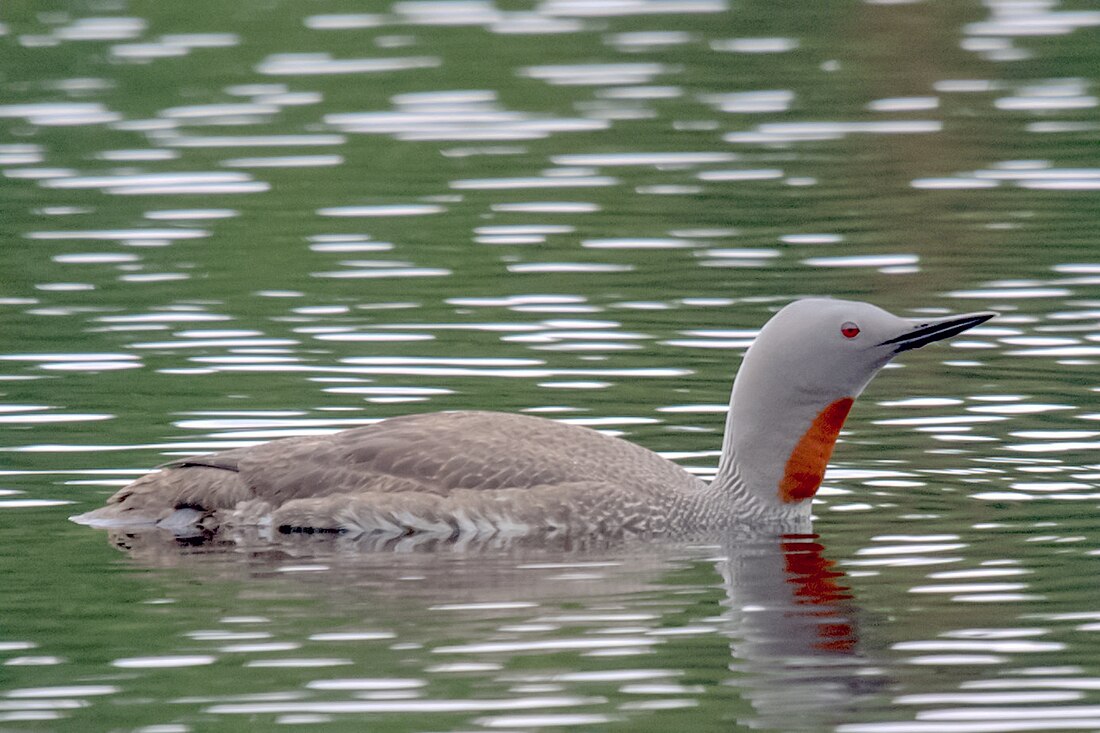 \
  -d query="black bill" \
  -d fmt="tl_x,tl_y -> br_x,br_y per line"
879,311 -> 997,353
